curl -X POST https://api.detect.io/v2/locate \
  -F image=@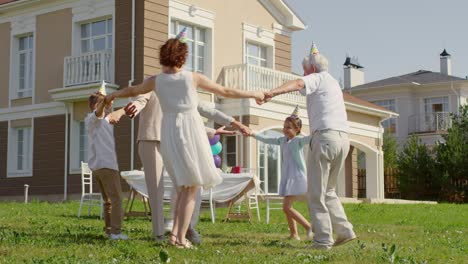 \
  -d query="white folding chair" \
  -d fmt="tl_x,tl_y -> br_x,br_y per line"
201,188 -> 216,223
235,168 -> 261,222
78,162 -> 103,219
